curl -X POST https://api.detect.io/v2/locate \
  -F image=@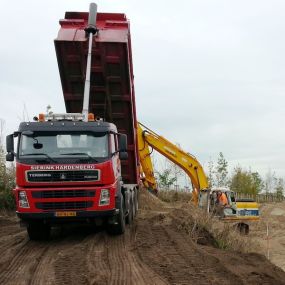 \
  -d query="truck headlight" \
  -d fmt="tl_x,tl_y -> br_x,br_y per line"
99,189 -> 110,206
19,191 -> 30,208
